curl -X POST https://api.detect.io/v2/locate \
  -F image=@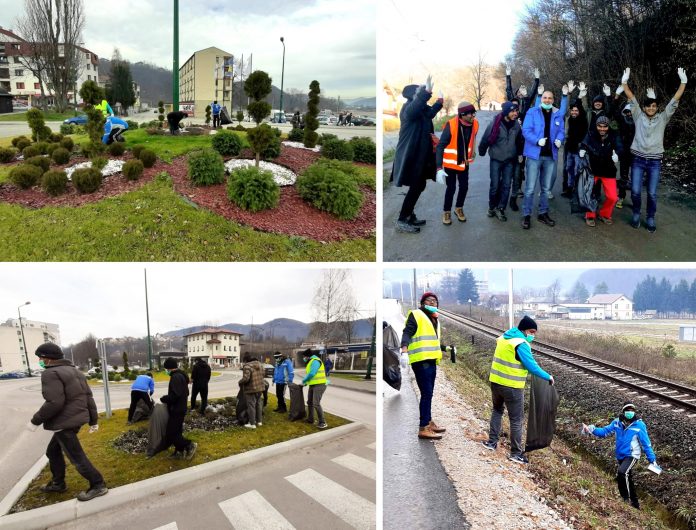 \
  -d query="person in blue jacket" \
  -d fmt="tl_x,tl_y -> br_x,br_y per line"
583,403 -> 658,509
521,84 -> 569,229
127,372 -> 154,423
211,100 -> 221,128
102,116 -> 128,145
272,351 -> 294,413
